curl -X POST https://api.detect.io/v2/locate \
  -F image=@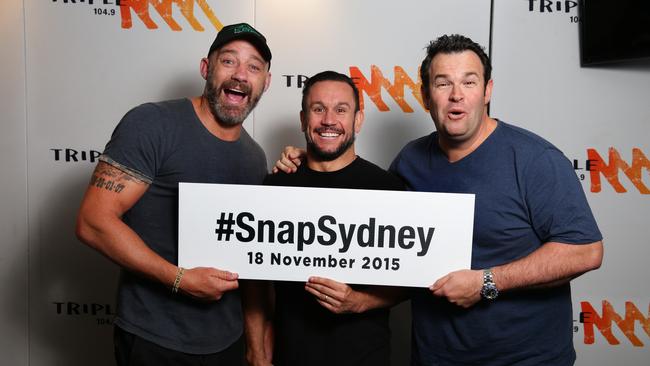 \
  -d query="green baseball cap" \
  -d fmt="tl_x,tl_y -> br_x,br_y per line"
208,22 -> 272,63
